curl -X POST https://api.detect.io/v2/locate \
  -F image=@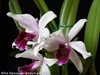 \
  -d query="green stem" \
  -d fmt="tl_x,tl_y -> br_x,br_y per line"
61,64 -> 69,75
50,64 -> 60,75
90,63 -> 97,75
33,0 -> 57,32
